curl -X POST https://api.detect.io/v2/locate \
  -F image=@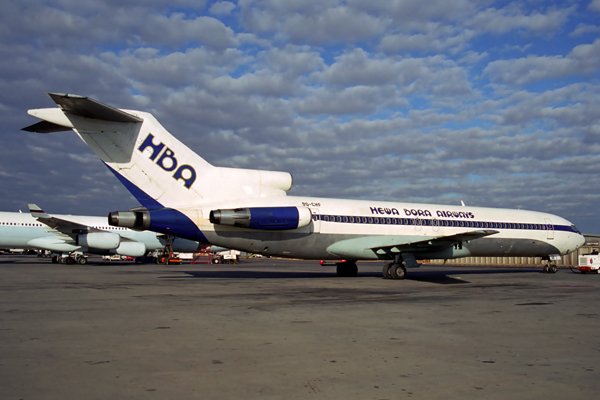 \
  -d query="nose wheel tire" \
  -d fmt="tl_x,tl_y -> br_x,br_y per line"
543,263 -> 558,273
